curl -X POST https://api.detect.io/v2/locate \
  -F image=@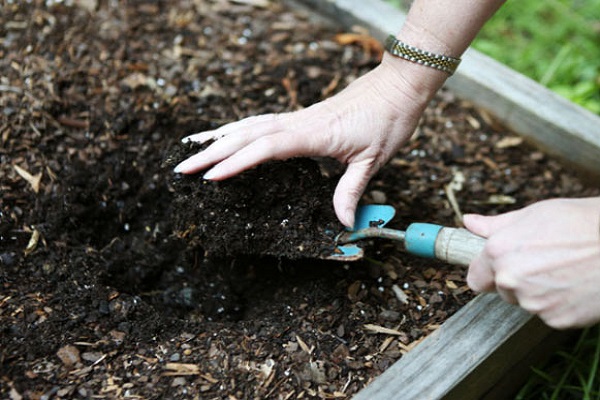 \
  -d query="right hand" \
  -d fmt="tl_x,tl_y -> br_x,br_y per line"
465,197 -> 600,329
175,55 -> 444,227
